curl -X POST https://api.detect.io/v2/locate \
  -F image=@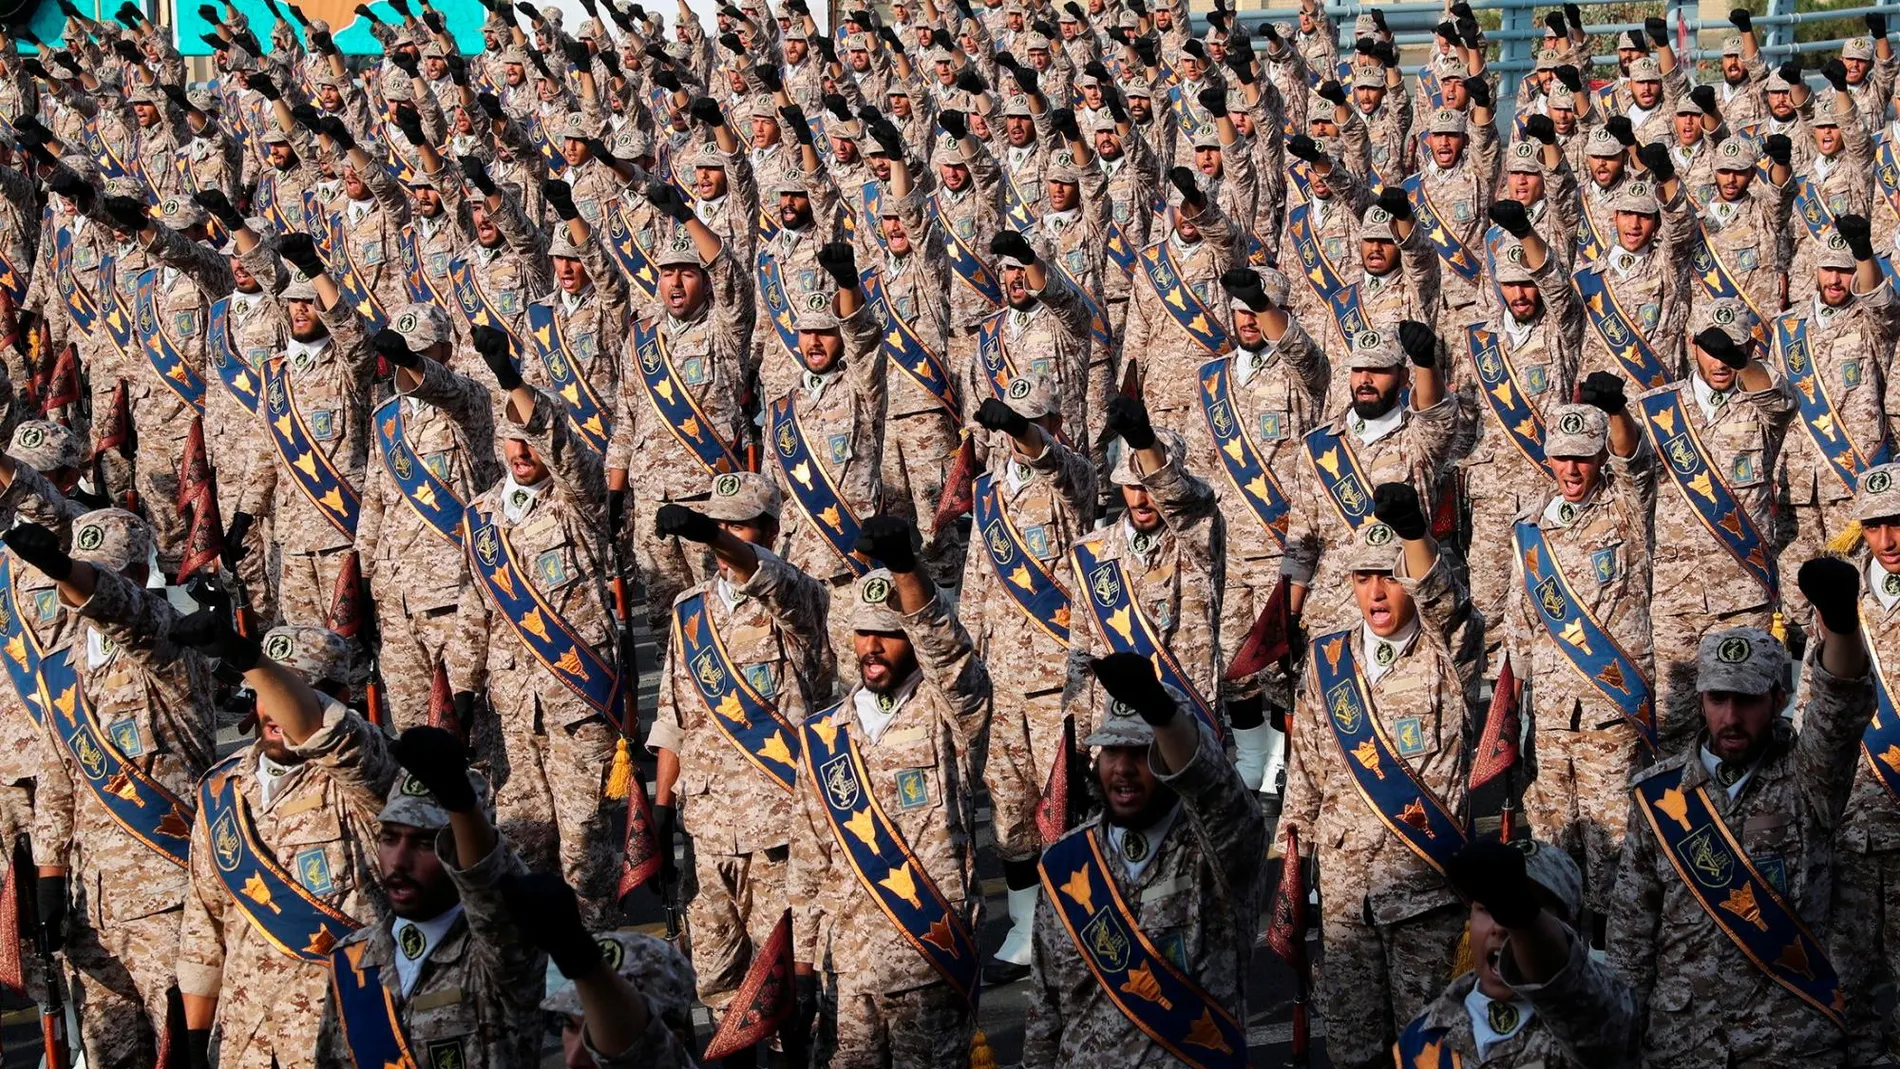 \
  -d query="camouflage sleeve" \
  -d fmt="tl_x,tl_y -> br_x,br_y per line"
1140,439 -> 1221,559
399,358 -> 500,467
841,300 -> 887,403
357,150 -> 413,220
0,161 -> 33,205
491,190 -> 554,294
72,564 -> 184,656
0,462 -> 88,531
287,696 -> 400,812
1220,137 -> 1259,227
510,385 -> 607,509
1023,433 -> 1097,515
1034,260 -> 1094,342
738,545 -> 832,655
1021,908 -> 1064,1068
143,220 -> 237,299
582,1012 -> 697,1069
1404,394 -> 1464,474
1531,243 -> 1583,374
788,760 -> 835,964
29,705 -> 74,868
647,626 -> 687,755
1156,716 -> 1266,891
1278,317 -> 1330,411
580,225 -> 630,347
1733,361 -> 1794,427
1277,656 -> 1324,847
1604,788 -> 1663,1004
1500,923 -> 1641,1068
1792,653 -> 1877,812
449,579 -> 491,694
319,287 -> 379,386
1655,179 -> 1696,265
446,833 -> 548,1010
177,788 -> 230,997
902,593 -> 992,753
238,236 -> 290,295
1279,463 -> 1321,585
1397,220 -> 1441,319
